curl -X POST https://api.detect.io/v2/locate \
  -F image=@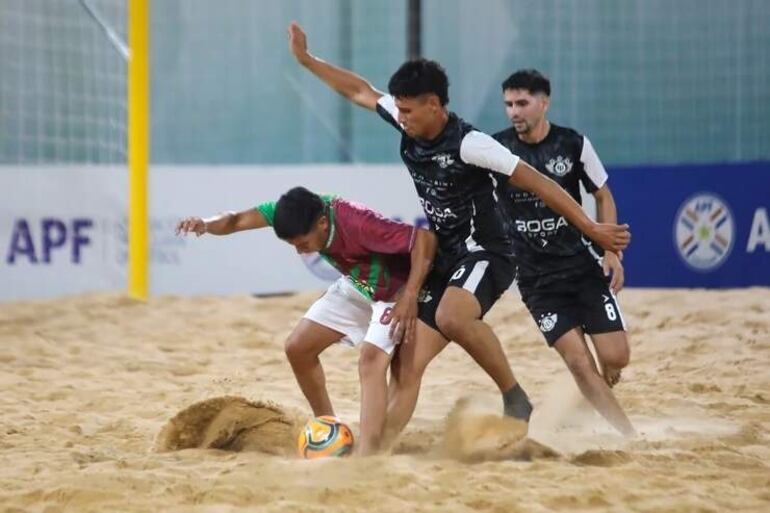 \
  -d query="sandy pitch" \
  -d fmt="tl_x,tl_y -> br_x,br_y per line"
1,288 -> 768,512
